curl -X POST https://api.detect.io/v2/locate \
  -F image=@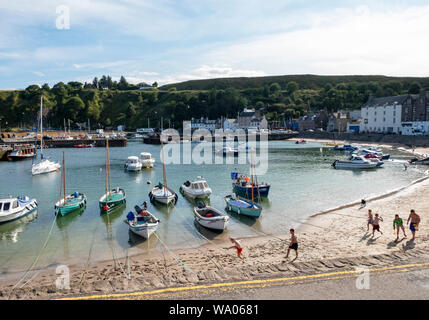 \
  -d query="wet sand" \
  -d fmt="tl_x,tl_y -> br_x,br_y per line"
1,142 -> 429,300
